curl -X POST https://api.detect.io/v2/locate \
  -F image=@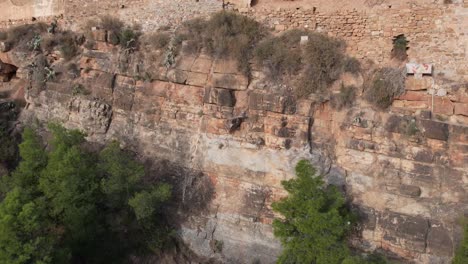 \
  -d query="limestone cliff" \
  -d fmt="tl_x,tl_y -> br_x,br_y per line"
0,1 -> 467,263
